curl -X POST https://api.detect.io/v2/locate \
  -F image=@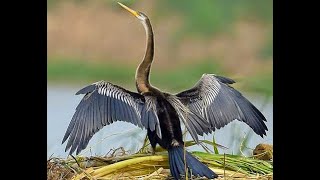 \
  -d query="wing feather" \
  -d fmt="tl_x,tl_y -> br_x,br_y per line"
62,81 -> 160,155
173,74 -> 268,142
